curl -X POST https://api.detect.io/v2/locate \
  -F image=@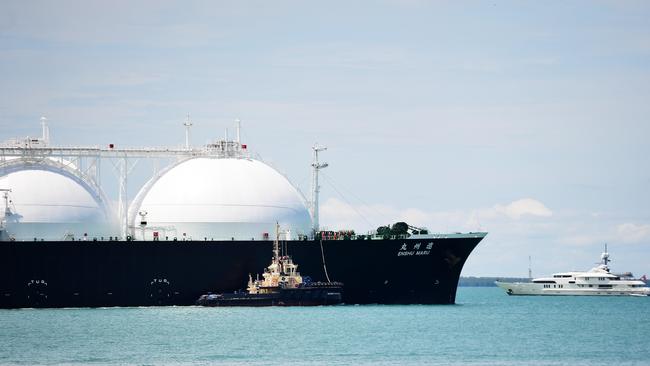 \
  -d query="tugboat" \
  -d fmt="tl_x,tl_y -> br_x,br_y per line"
196,224 -> 343,306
